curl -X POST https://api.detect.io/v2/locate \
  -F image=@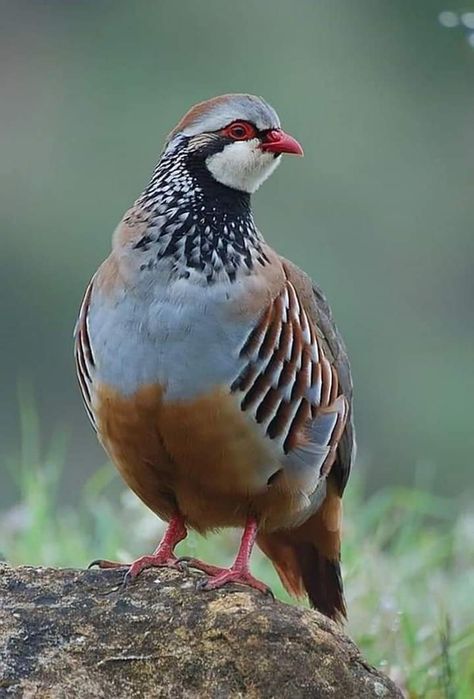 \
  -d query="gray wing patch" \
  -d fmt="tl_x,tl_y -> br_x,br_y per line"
312,283 -> 355,494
